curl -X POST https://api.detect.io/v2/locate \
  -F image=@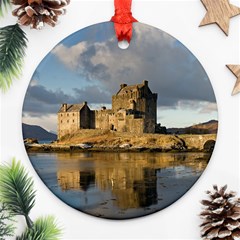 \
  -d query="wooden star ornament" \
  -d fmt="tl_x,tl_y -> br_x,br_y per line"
199,0 -> 240,35
226,65 -> 240,95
